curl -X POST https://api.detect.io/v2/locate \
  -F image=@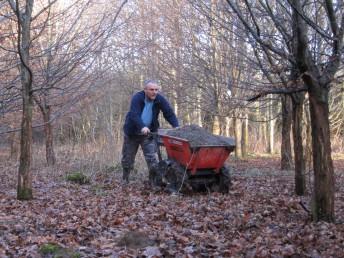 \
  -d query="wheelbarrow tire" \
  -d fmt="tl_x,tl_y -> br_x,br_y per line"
164,160 -> 190,193
218,166 -> 231,193
150,160 -> 172,187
